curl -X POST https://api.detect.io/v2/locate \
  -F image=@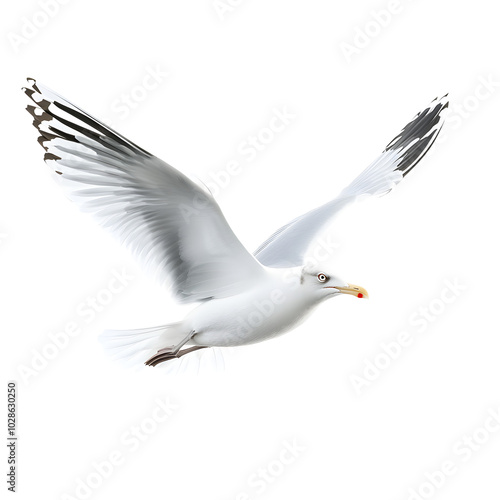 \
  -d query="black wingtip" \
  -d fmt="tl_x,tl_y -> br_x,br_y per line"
384,95 -> 449,177
385,94 -> 449,177
23,78 -> 38,94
